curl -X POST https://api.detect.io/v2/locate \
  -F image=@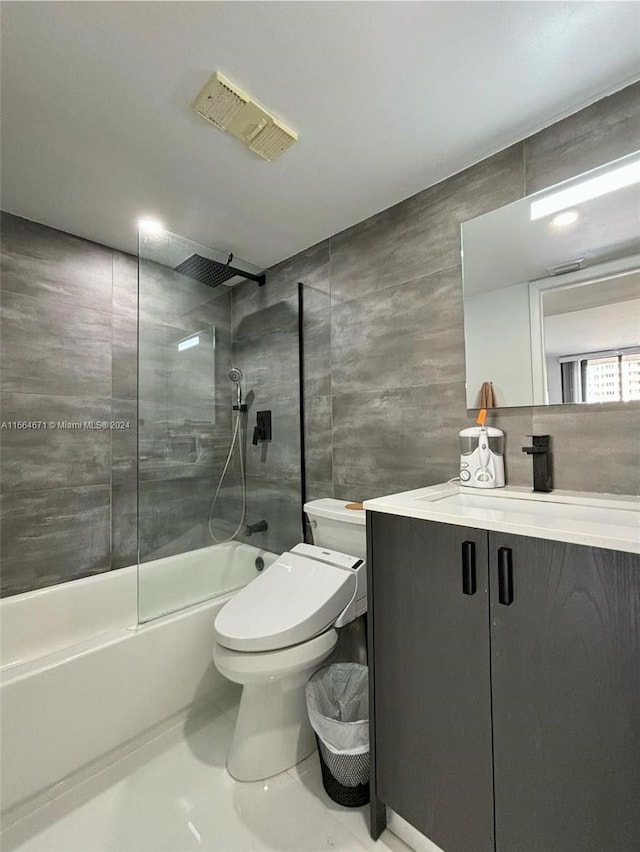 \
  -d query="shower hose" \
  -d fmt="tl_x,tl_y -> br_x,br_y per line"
207,408 -> 247,543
